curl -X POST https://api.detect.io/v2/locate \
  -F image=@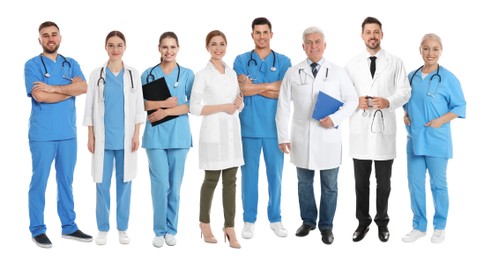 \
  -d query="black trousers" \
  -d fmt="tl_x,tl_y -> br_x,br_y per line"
353,158 -> 393,227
